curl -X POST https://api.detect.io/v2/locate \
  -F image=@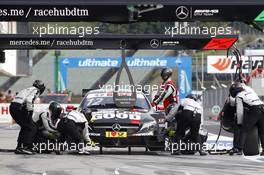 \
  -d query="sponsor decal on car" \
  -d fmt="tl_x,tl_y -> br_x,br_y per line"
89,133 -> 101,137
132,132 -> 154,136
105,131 -> 127,138
91,111 -> 141,121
